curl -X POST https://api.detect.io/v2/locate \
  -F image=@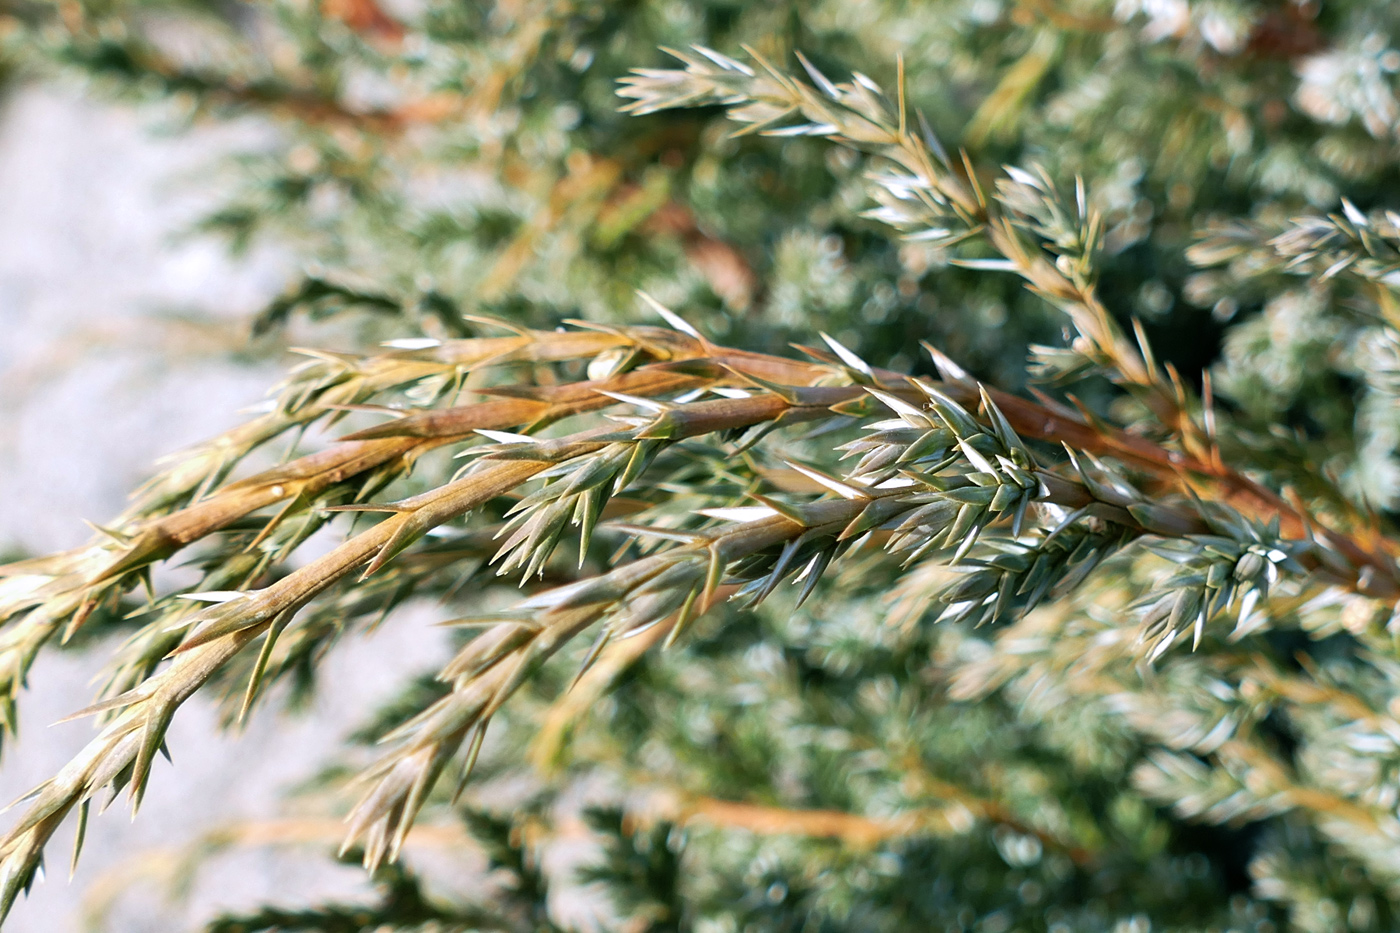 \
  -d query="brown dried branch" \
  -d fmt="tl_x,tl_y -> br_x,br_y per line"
0,303 -> 1395,915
